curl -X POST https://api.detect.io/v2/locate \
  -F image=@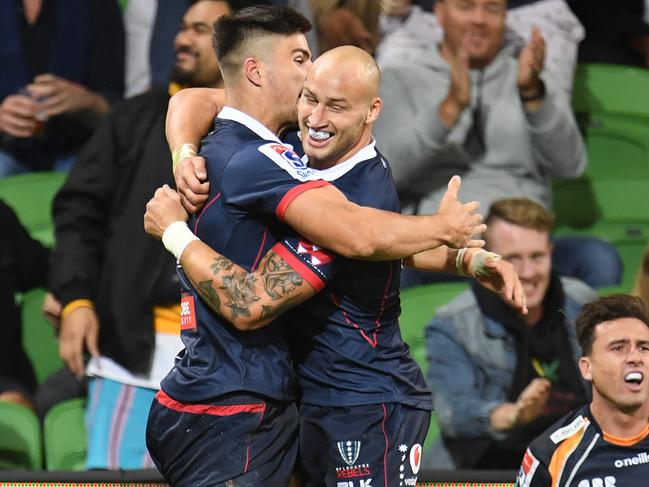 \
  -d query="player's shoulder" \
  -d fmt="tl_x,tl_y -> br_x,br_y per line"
229,141 -> 319,182
530,406 -> 591,461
